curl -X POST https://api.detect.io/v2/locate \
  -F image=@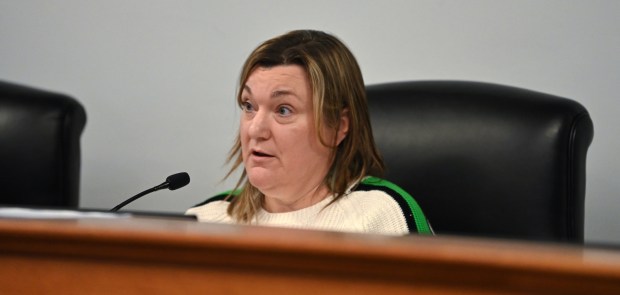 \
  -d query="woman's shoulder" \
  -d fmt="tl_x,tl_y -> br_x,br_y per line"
185,190 -> 238,223
347,176 -> 433,235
